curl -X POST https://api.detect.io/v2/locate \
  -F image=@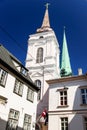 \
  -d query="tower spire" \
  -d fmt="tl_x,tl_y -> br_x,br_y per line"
41,3 -> 50,28
60,27 -> 72,77
36,3 -> 52,32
